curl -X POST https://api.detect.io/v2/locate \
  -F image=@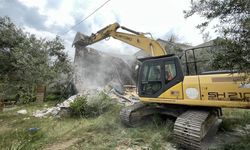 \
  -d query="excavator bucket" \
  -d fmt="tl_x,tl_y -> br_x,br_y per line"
72,32 -> 91,47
